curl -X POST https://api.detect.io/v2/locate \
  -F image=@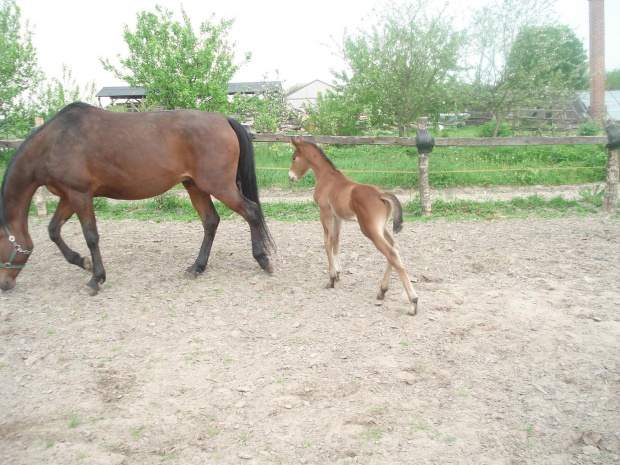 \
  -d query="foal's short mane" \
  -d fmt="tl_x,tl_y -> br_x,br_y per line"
305,142 -> 339,172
